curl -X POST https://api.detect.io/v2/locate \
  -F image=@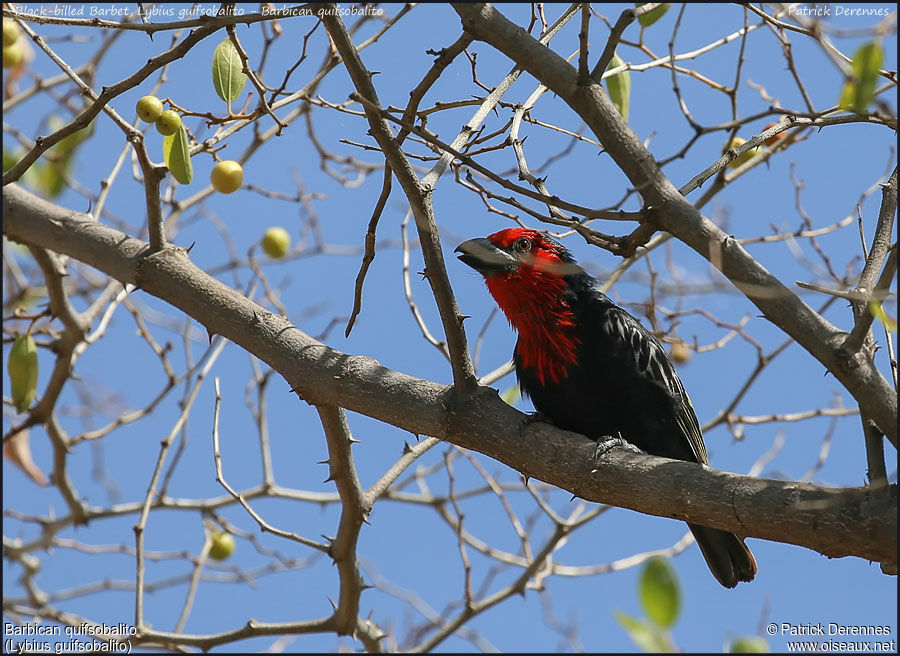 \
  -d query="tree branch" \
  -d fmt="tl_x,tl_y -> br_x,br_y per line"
316,405 -> 369,638
450,2 -> 897,446
4,183 -> 896,569
2,18 -> 226,185
590,5 -> 636,82
844,166 -> 898,353
317,6 -> 476,391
